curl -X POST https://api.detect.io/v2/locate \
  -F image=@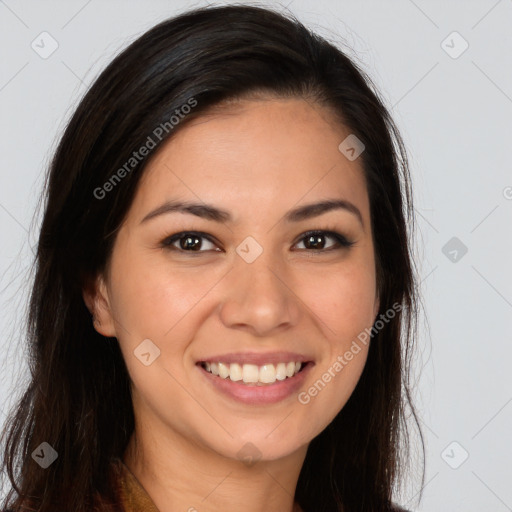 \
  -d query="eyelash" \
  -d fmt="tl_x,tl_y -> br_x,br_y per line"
160,230 -> 355,254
